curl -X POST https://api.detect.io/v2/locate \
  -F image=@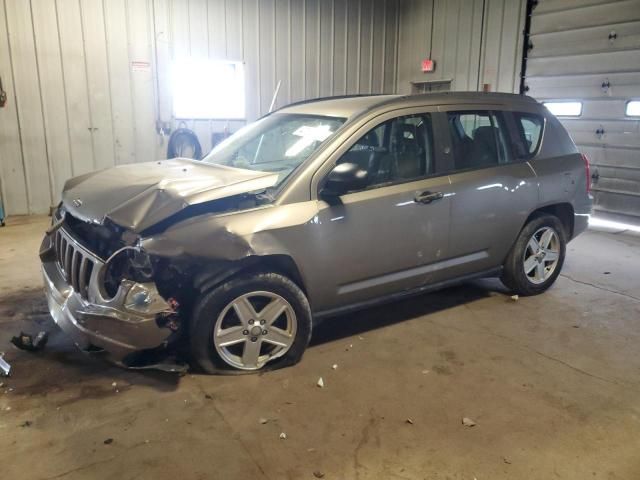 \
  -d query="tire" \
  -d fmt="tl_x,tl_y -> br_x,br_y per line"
501,214 -> 566,296
189,272 -> 312,374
